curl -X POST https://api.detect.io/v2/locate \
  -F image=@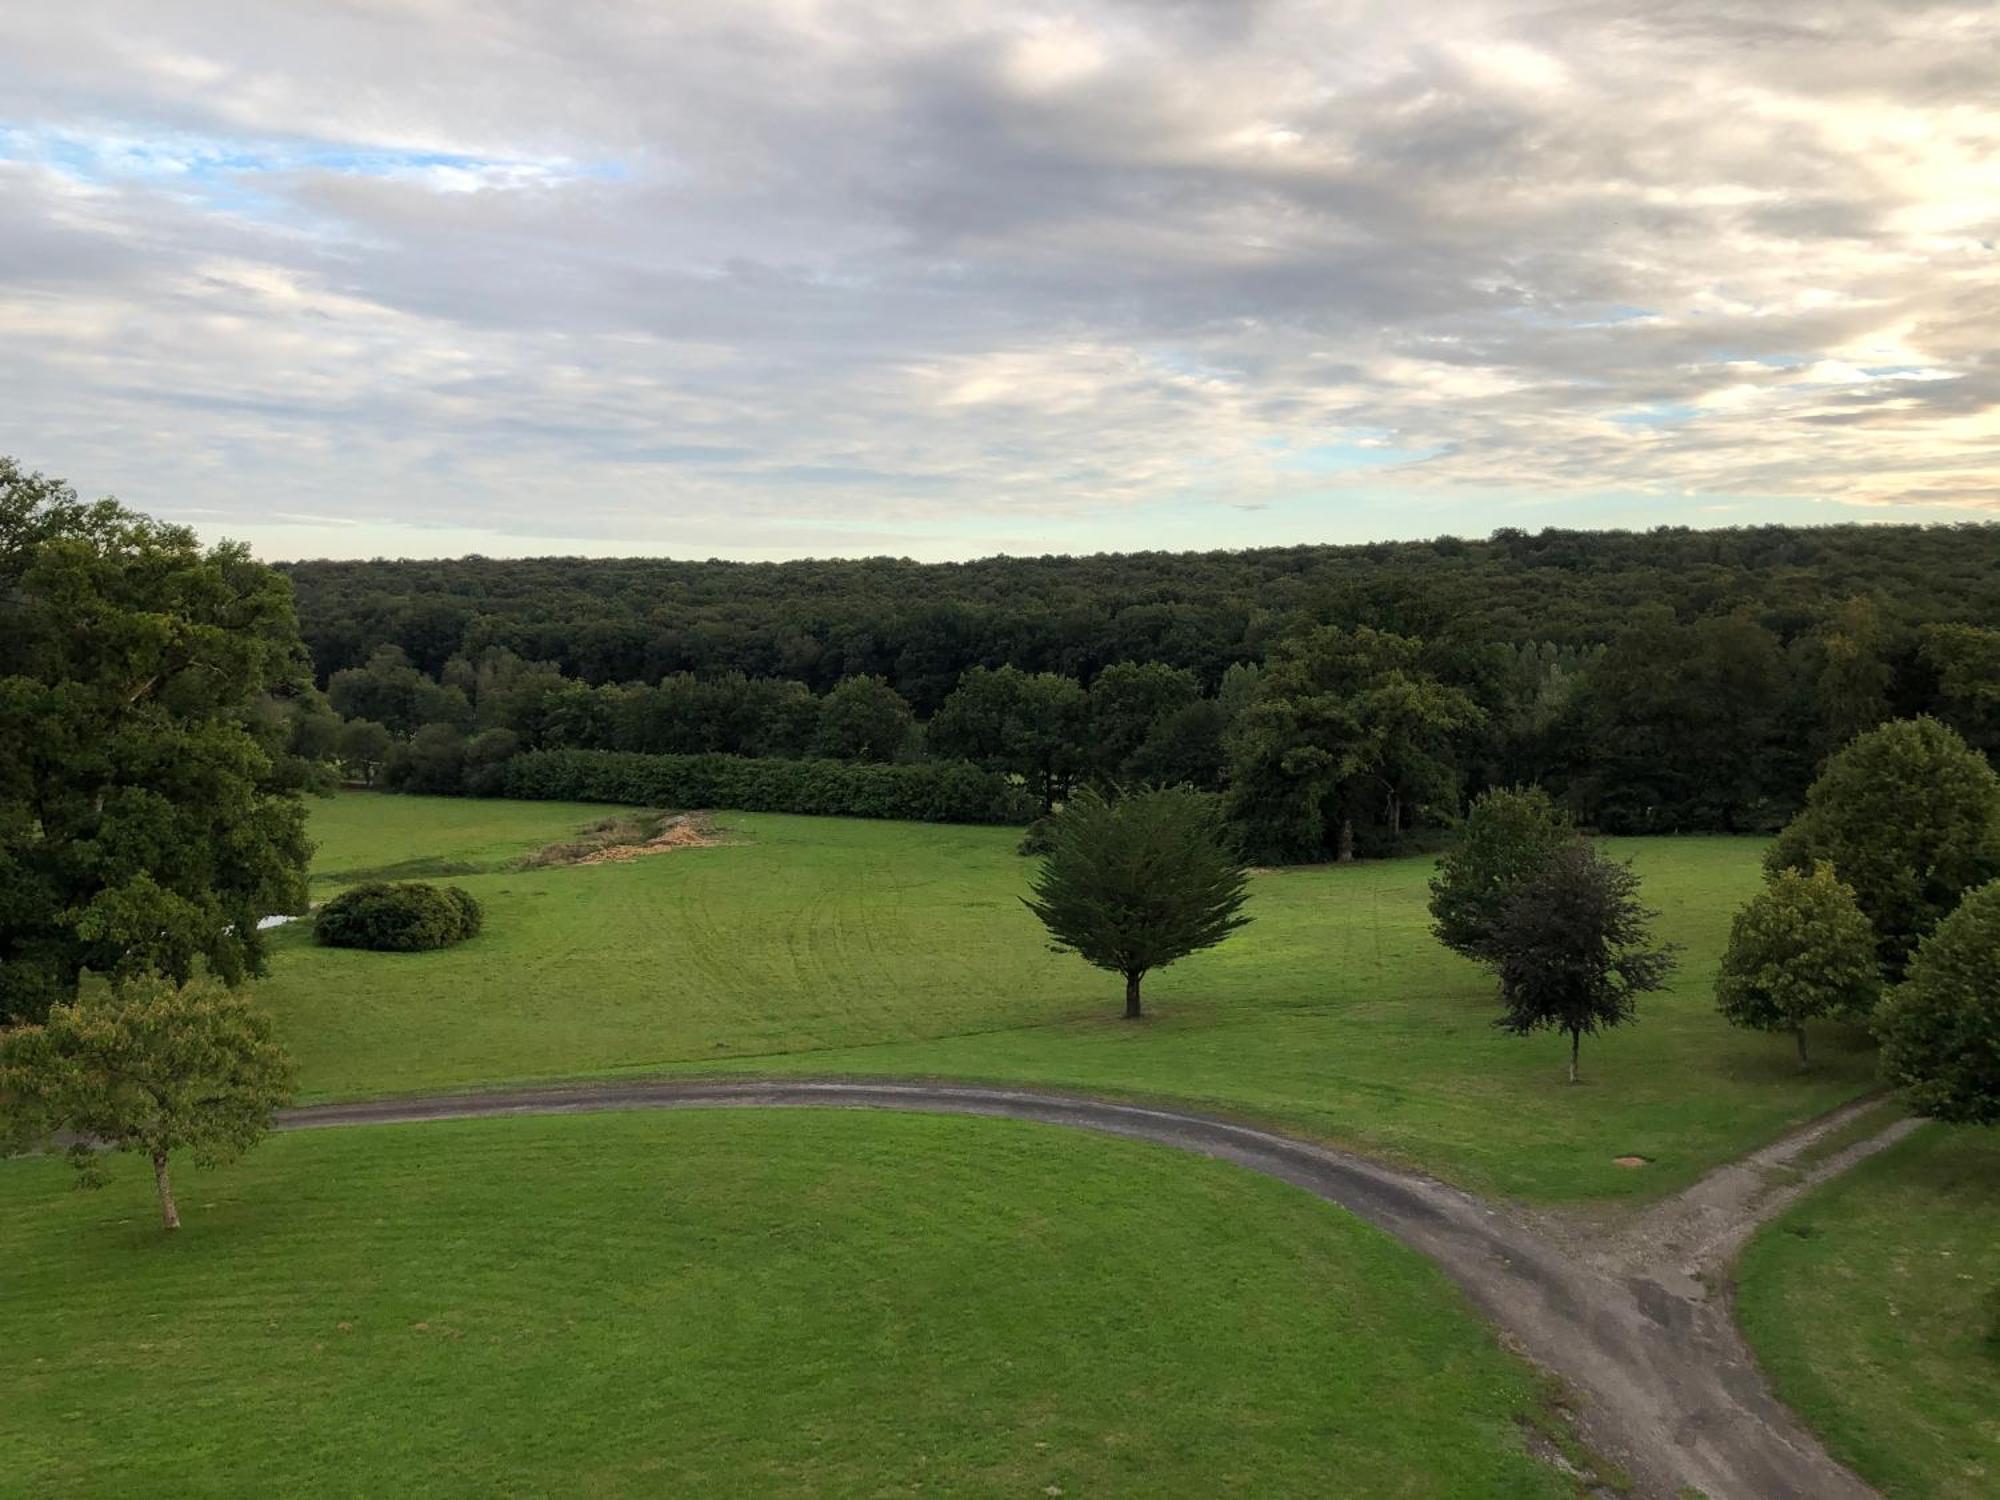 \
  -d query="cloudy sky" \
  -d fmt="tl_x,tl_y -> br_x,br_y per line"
2,2 -> 1996,561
